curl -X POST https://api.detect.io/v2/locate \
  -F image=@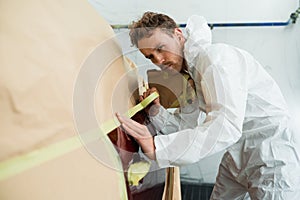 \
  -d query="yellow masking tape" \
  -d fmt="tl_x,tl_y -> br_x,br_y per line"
99,92 -> 159,134
0,92 -> 159,181
0,137 -> 82,181
127,161 -> 151,186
